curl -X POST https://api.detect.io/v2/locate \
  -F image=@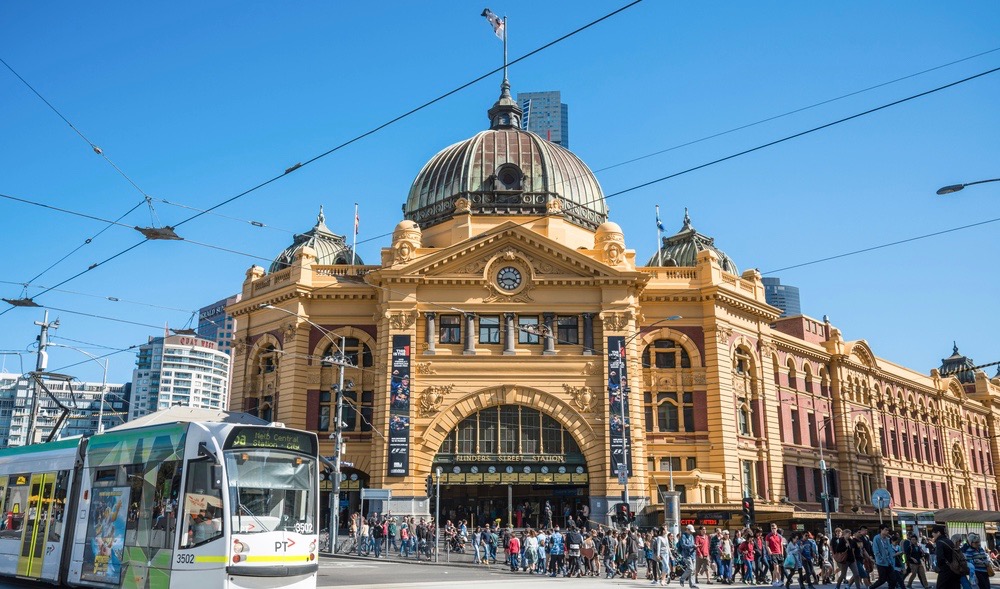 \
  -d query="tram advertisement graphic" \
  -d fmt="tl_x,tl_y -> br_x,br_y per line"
607,336 -> 633,477
82,486 -> 129,584
387,334 -> 411,476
